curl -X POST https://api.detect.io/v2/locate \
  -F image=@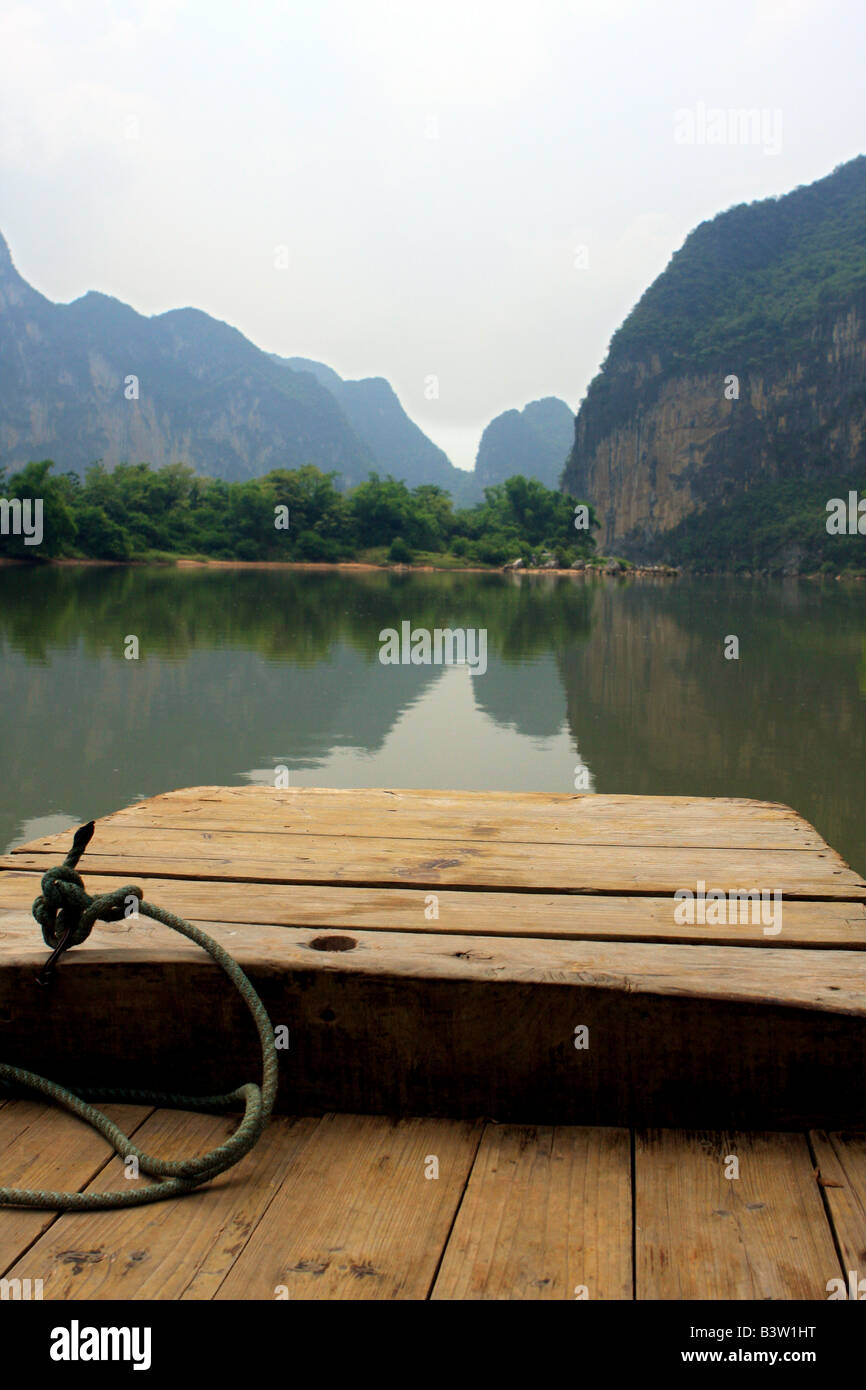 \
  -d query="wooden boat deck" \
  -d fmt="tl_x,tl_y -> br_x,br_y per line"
2,786 -> 866,1299
2,1104 -> 865,1300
